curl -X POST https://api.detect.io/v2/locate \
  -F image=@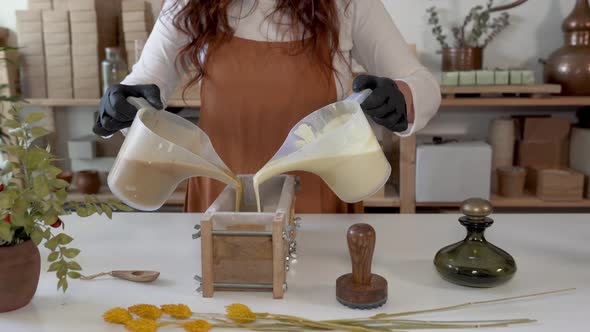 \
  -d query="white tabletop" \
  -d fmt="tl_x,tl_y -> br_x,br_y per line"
1,213 -> 589,331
